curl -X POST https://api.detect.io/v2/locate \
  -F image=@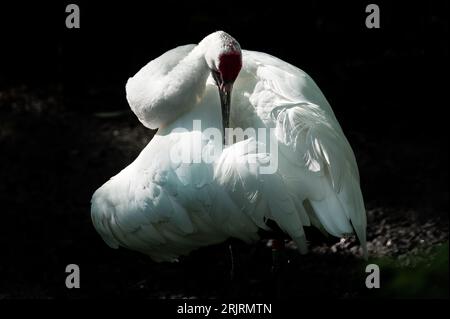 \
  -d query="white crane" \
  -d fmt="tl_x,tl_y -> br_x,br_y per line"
91,31 -> 367,262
